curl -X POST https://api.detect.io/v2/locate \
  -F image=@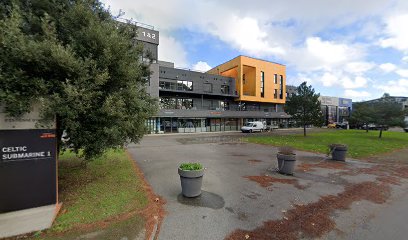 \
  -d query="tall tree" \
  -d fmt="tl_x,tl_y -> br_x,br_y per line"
371,96 -> 406,138
285,82 -> 324,136
350,96 -> 406,138
0,0 -> 157,159
348,102 -> 374,132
